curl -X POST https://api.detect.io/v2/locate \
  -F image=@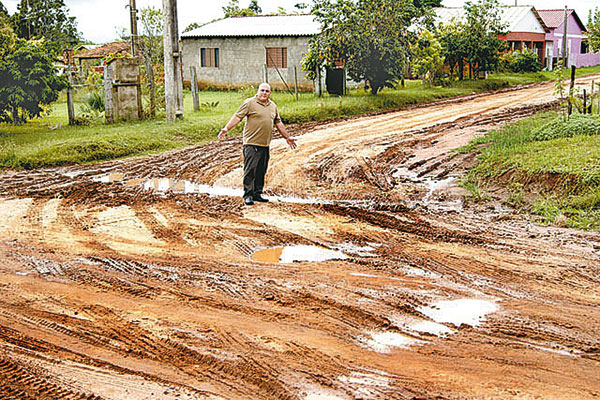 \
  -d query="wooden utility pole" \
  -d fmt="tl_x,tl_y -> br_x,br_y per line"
128,0 -> 138,56
561,6 -> 568,68
163,0 -> 183,122
66,69 -> 75,125
567,65 -> 576,116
